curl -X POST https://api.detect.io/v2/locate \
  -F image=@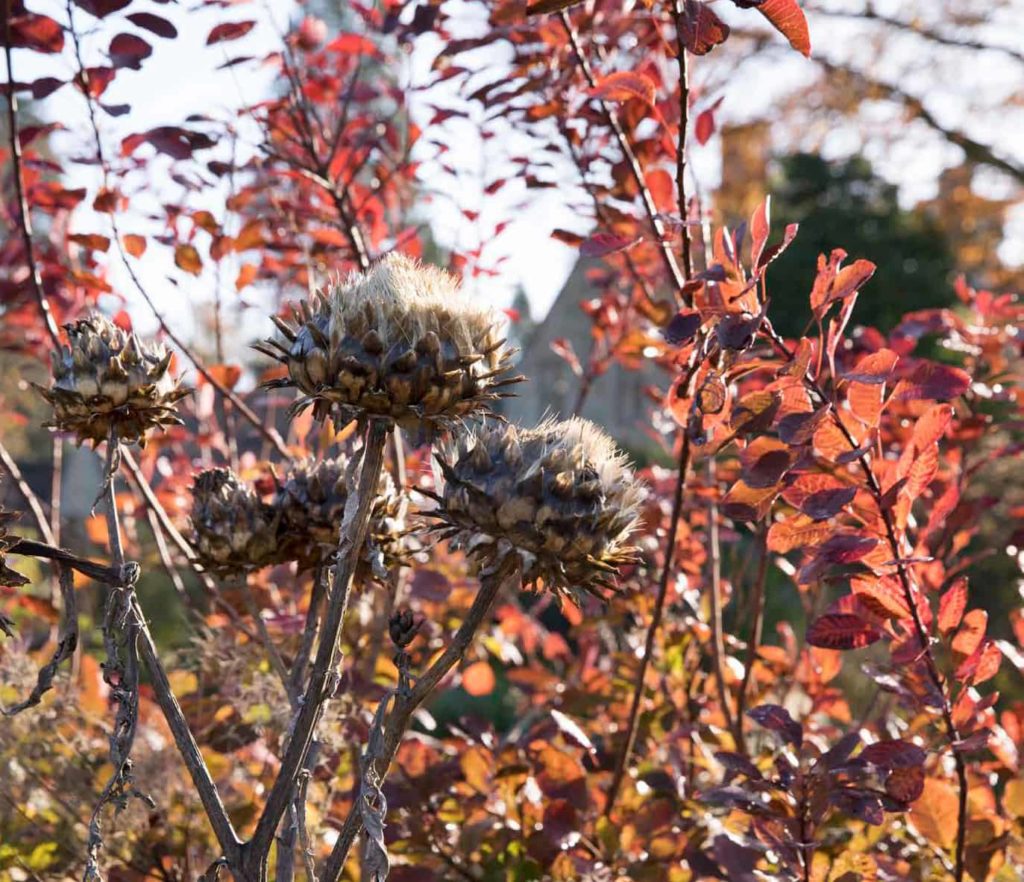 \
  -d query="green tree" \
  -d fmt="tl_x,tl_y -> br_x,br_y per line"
765,153 -> 955,335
